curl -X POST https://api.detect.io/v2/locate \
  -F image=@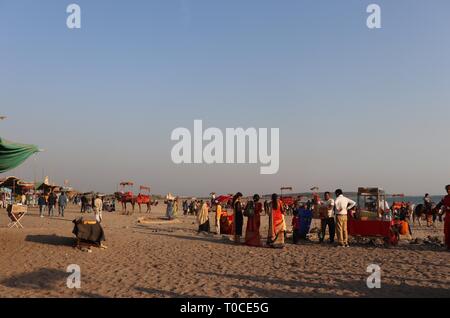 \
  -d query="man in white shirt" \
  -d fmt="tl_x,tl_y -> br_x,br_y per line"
94,196 -> 103,223
334,189 -> 356,247
319,192 -> 336,244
